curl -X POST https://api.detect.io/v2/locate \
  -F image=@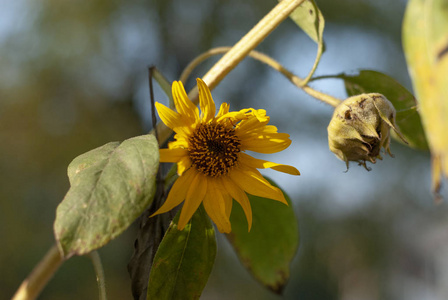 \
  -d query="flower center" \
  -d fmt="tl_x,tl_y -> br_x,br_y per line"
188,123 -> 241,177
